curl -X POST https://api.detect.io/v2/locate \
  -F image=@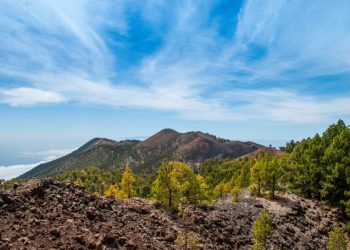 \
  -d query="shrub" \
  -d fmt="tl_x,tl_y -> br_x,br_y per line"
175,231 -> 199,250
231,186 -> 241,202
327,224 -> 347,250
345,222 -> 350,234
